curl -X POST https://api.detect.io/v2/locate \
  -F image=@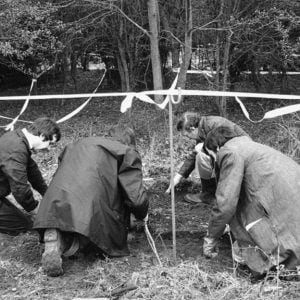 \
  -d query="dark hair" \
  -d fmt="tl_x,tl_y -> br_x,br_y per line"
176,112 -> 201,132
204,126 -> 238,151
108,126 -> 136,147
27,117 -> 61,142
